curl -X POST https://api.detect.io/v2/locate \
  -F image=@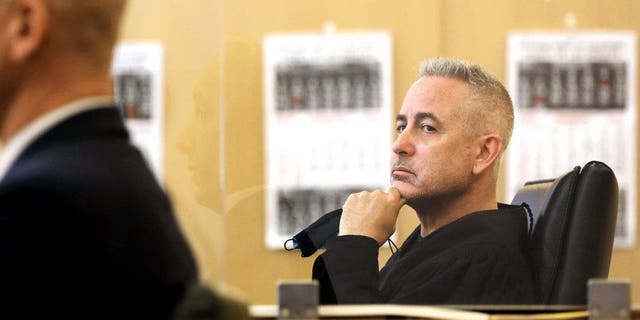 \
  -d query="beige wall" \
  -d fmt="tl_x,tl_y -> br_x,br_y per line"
119,0 -> 227,285
119,0 -> 640,304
